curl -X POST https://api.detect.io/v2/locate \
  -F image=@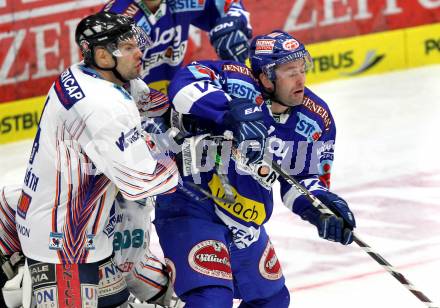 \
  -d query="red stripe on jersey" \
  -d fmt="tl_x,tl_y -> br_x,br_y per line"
56,263 -> 82,307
